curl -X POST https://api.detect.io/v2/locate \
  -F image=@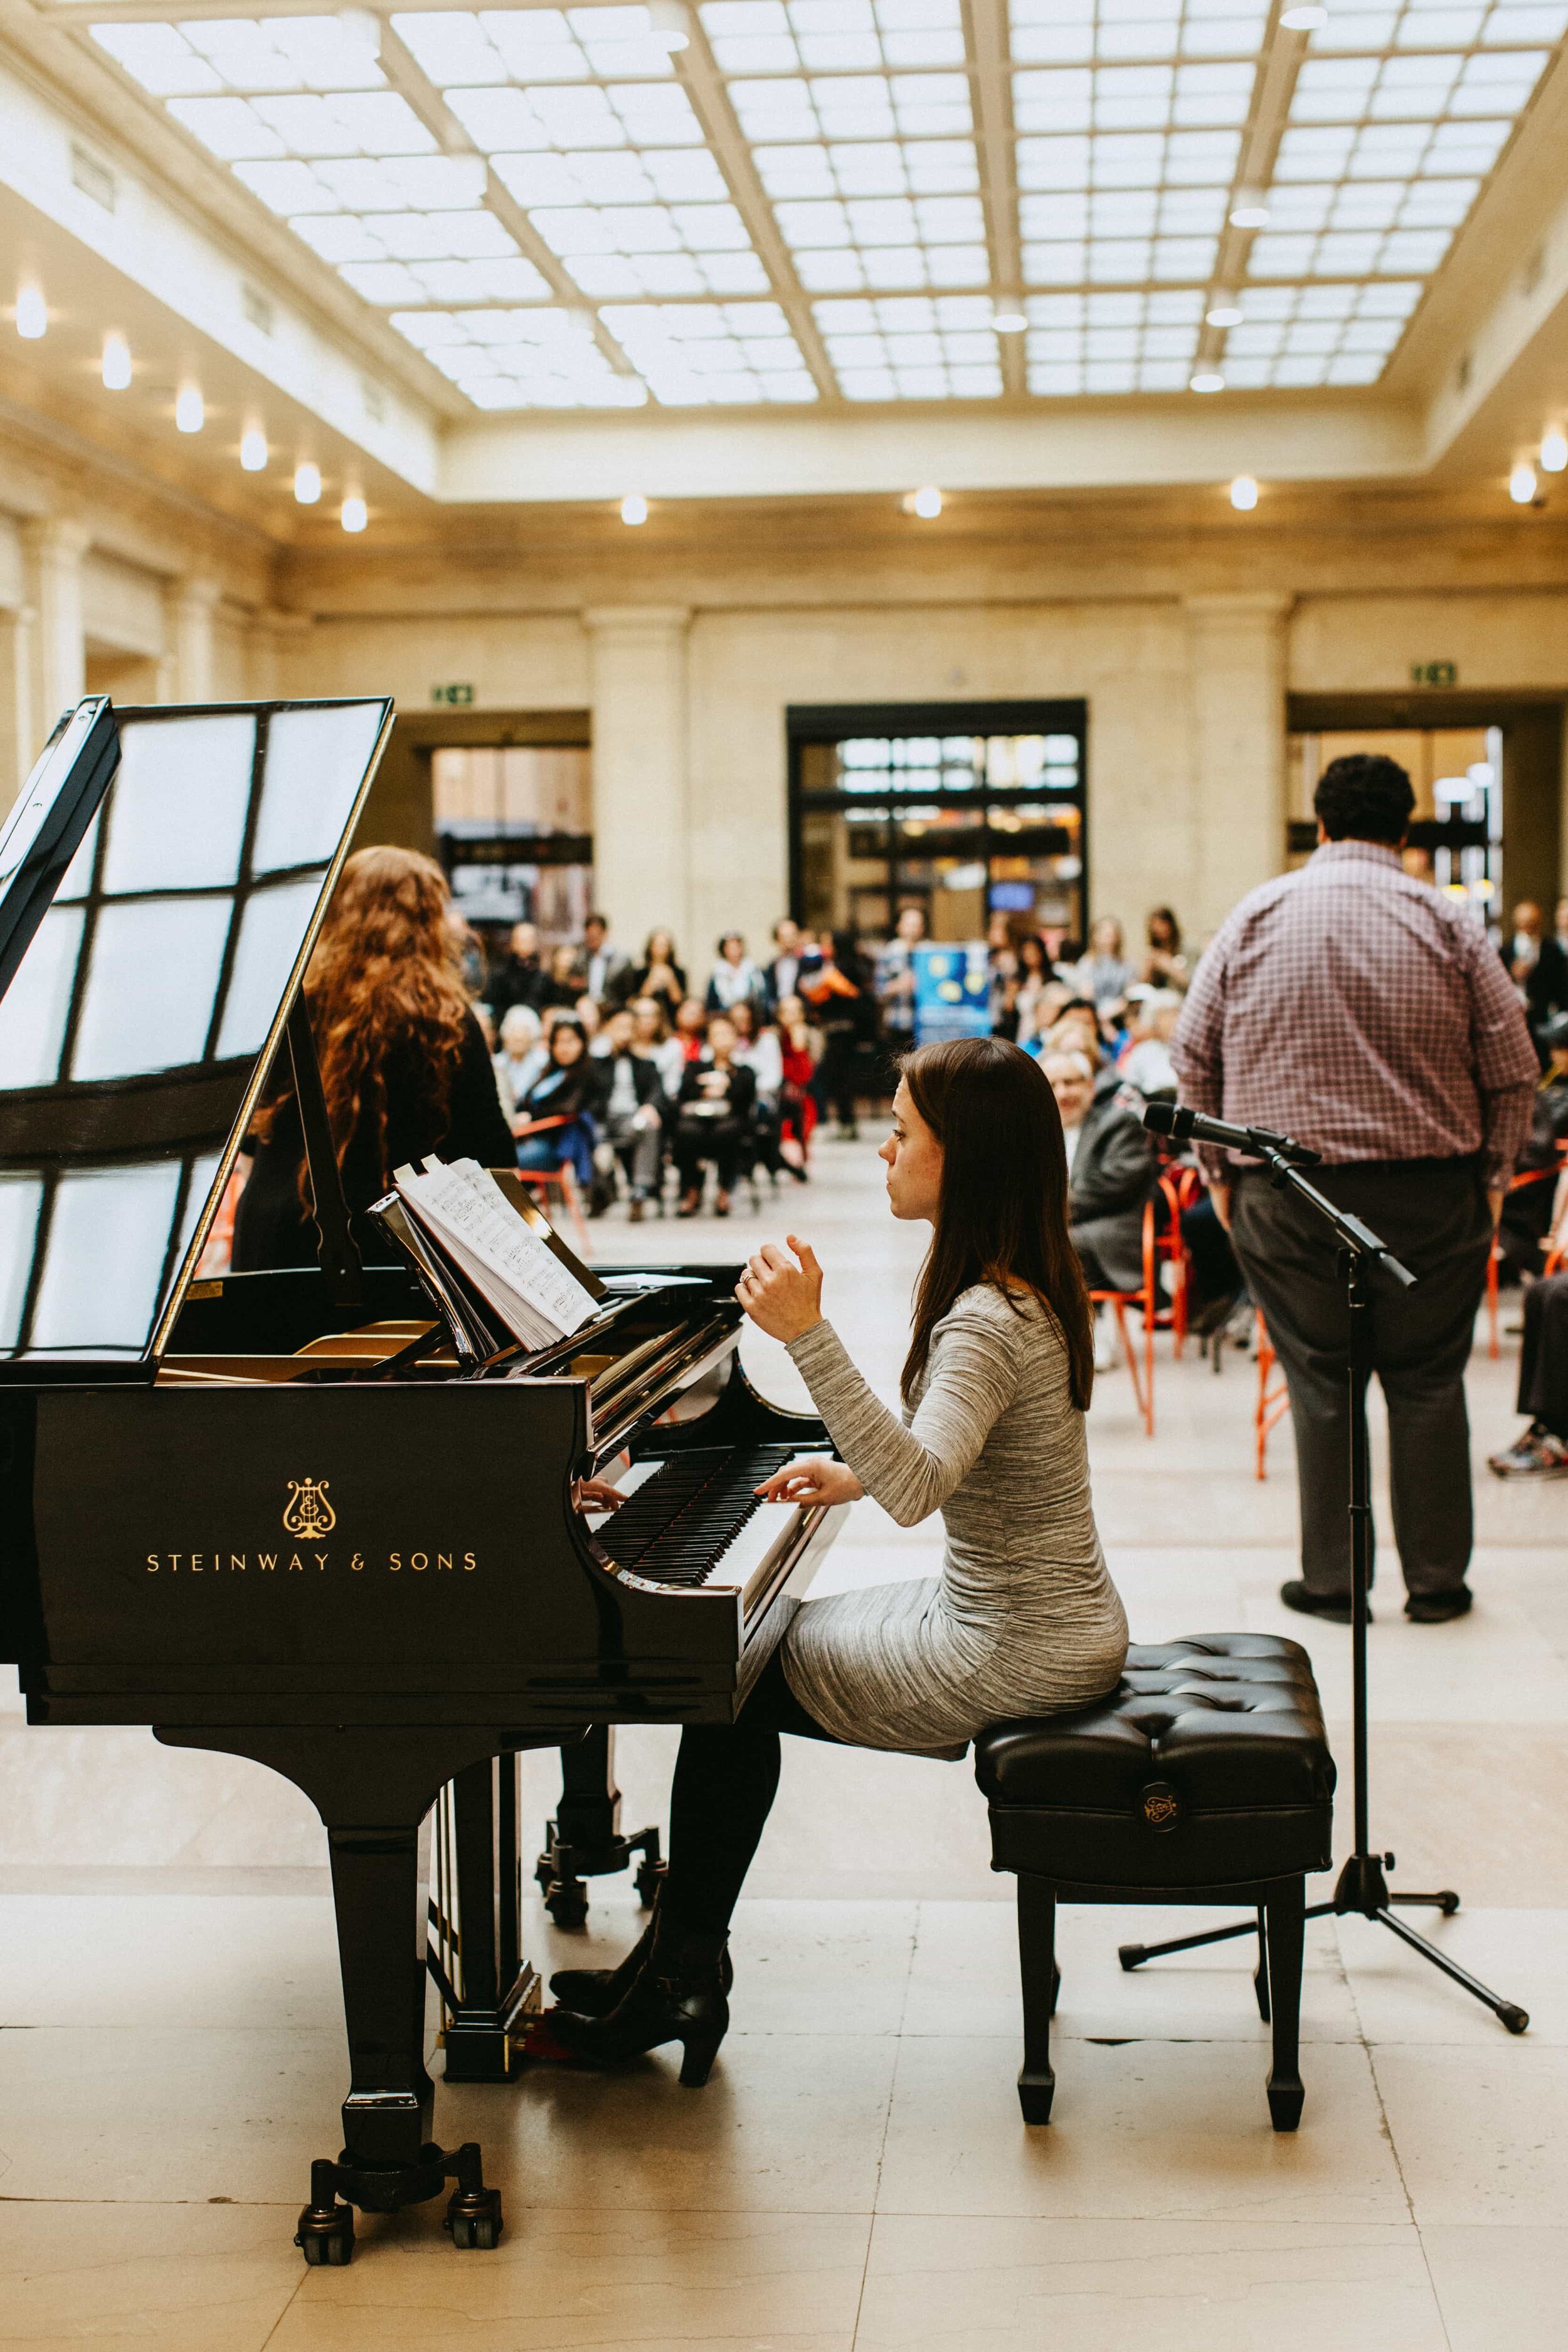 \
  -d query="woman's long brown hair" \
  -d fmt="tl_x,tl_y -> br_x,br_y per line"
258,844 -> 470,1194
899,1036 -> 1094,1412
